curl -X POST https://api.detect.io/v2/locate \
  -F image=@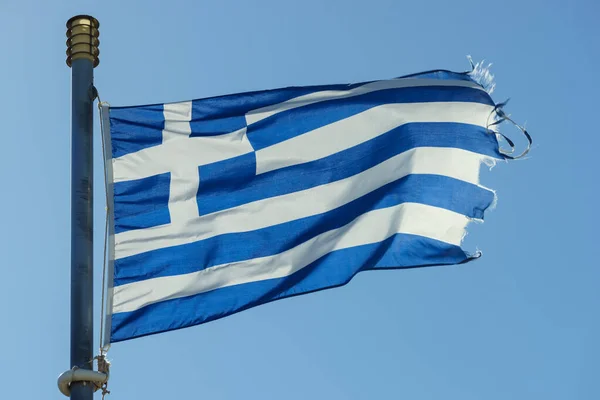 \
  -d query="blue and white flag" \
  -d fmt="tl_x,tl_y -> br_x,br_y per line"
101,66 -> 528,343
